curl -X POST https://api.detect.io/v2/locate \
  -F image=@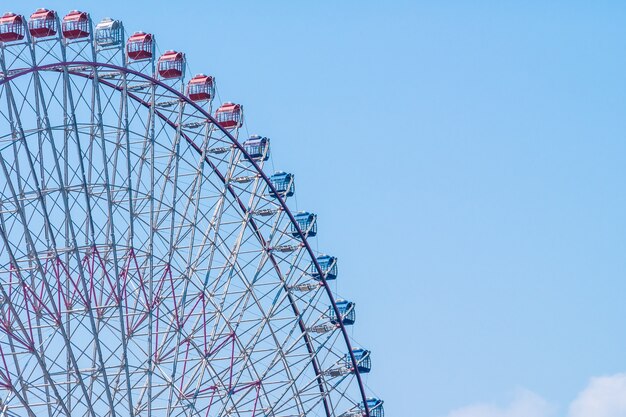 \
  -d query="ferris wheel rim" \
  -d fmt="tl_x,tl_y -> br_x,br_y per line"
0,59 -> 371,417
